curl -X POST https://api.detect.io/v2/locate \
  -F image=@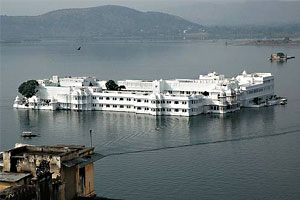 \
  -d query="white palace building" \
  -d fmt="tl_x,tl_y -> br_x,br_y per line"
13,71 -> 277,116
